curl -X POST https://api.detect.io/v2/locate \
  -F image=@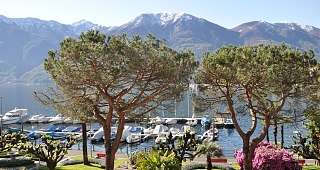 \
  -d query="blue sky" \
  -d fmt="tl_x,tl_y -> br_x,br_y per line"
0,0 -> 319,28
